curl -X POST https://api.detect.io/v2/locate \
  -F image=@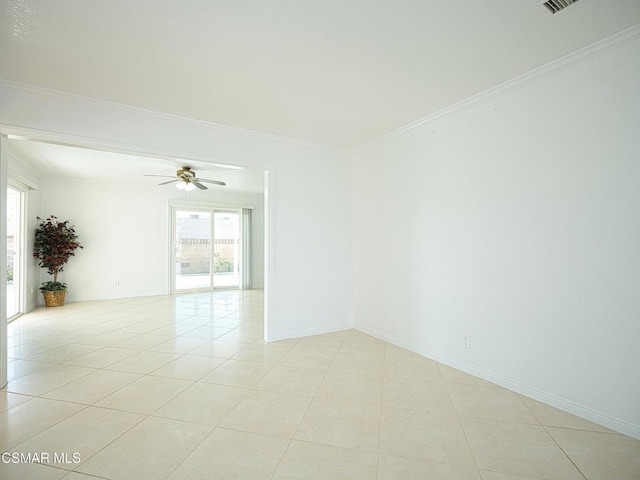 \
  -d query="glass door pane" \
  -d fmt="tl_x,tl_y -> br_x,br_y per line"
213,211 -> 240,288
6,187 -> 20,319
175,210 -> 212,291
